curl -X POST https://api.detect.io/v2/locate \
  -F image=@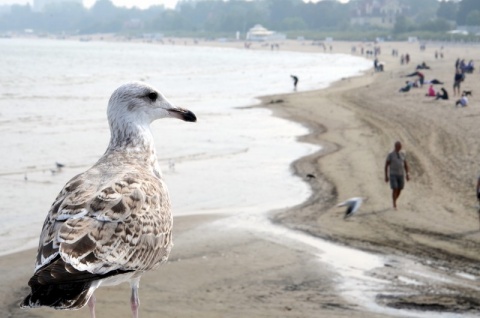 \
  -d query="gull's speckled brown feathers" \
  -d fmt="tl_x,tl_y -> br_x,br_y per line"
21,82 -> 196,312
37,159 -> 173,275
